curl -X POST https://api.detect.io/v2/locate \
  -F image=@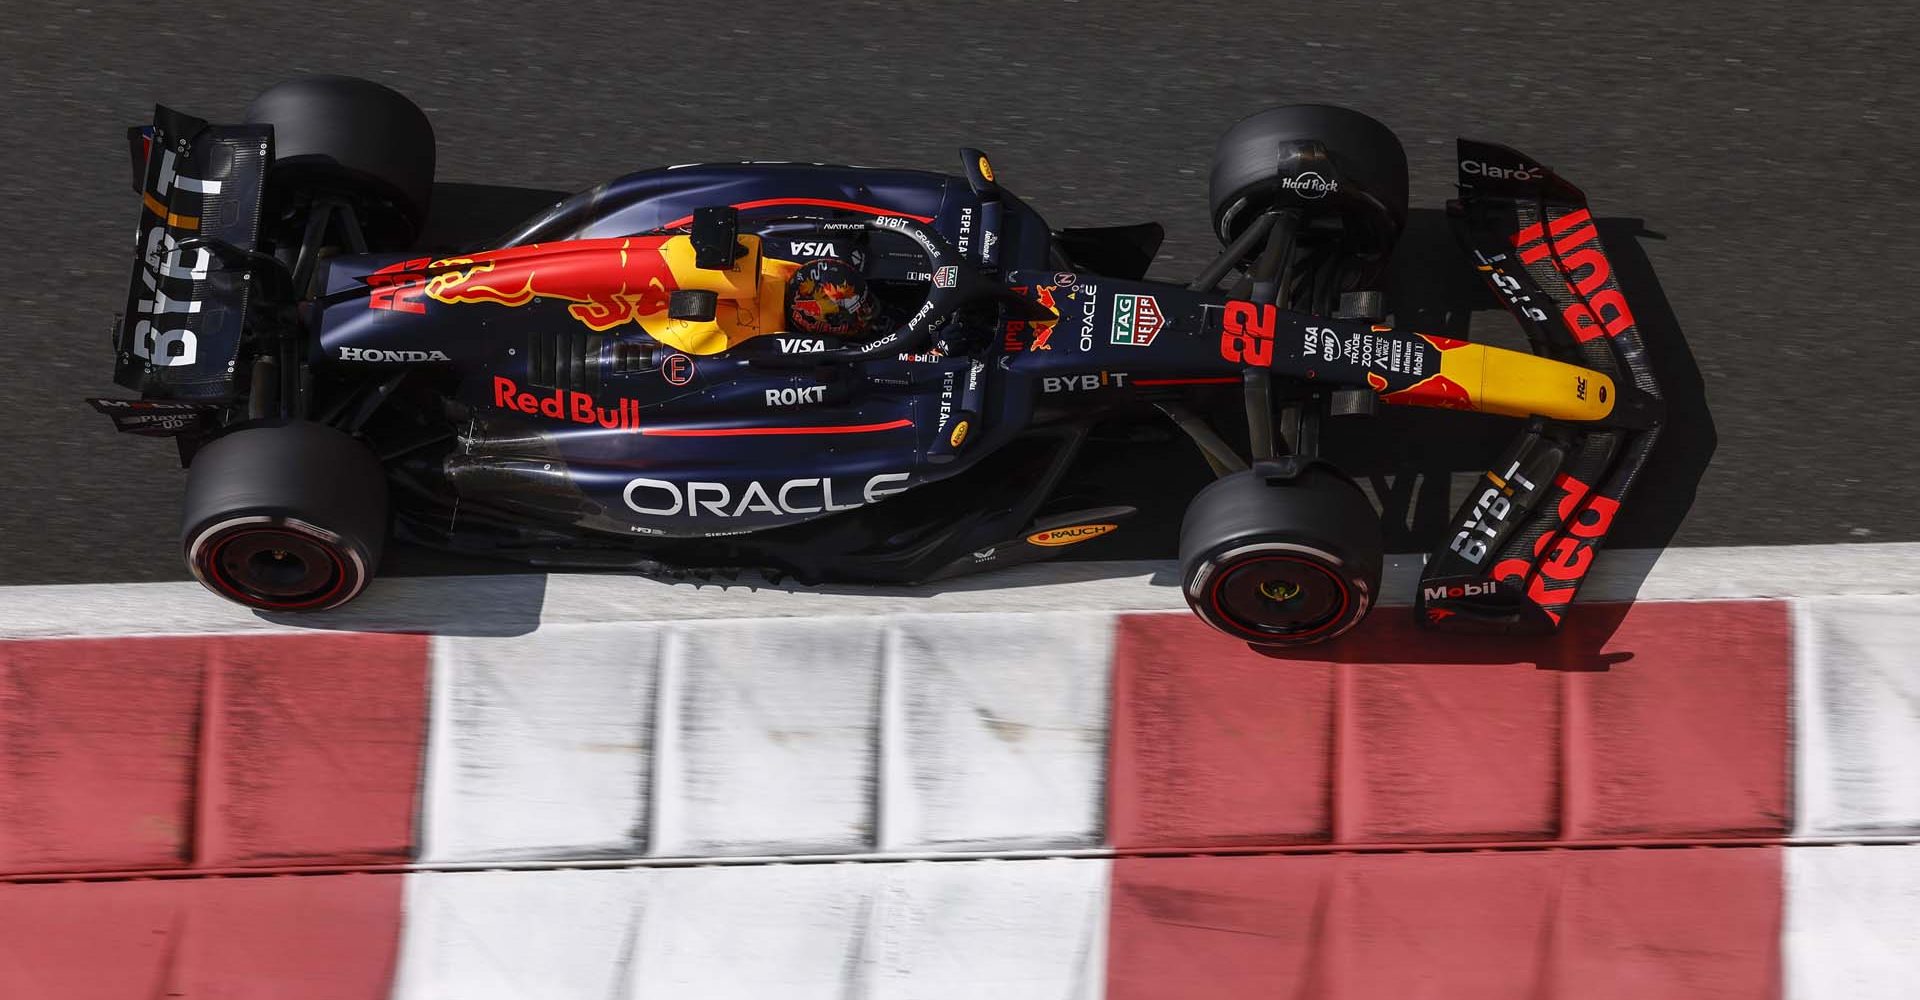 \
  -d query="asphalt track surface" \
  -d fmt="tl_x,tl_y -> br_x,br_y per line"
3,0 -> 1916,586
